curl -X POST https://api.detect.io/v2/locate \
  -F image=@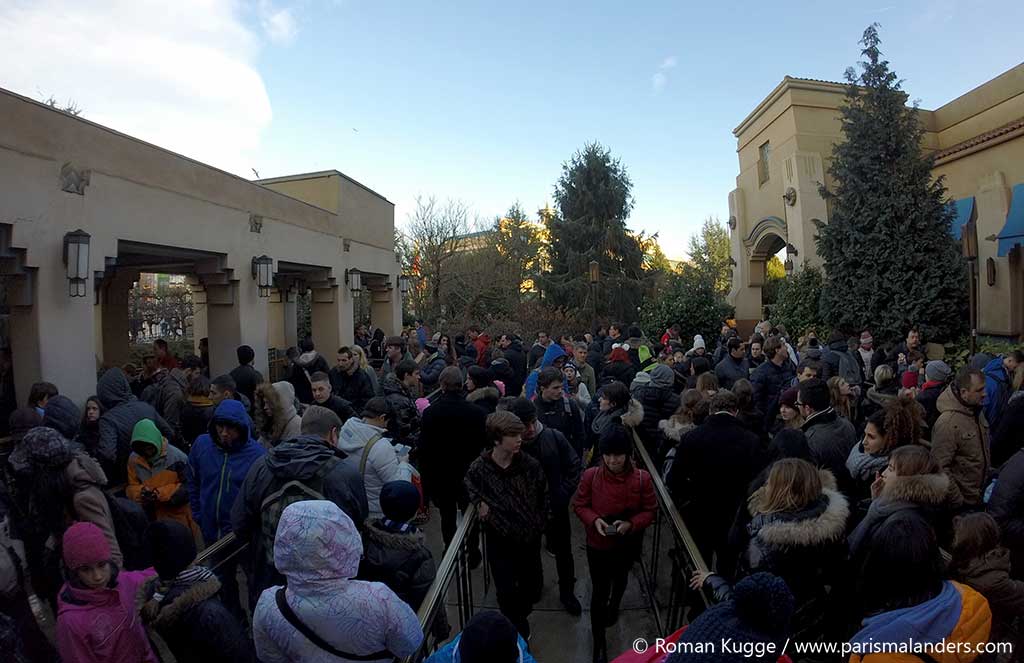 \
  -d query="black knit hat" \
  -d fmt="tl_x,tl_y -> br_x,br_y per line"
146,520 -> 197,580
508,397 -> 537,425
459,611 -> 519,663
379,481 -> 421,523
467,365 -> 492,388
670,572 -> 794,663
598,424 -> 633,456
